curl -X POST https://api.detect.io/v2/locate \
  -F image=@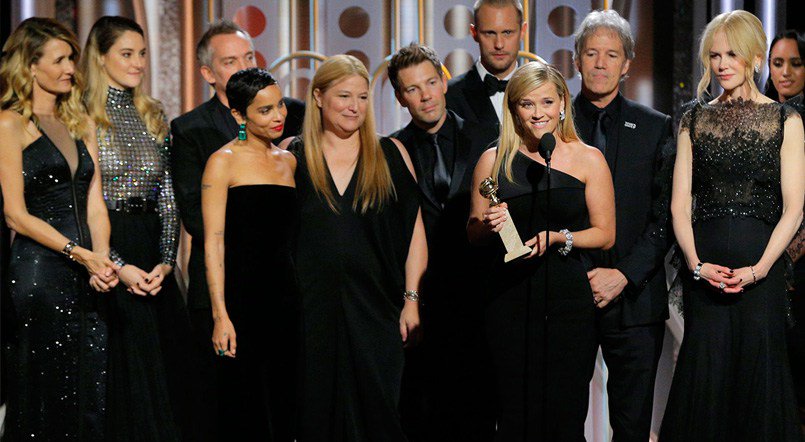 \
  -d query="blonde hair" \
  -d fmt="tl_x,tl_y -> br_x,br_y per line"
697,10 -> 766,99
493,62 -> 579,182
81,16 -> 167,140
302,54 -> 395,213
0,17 -> 88,138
